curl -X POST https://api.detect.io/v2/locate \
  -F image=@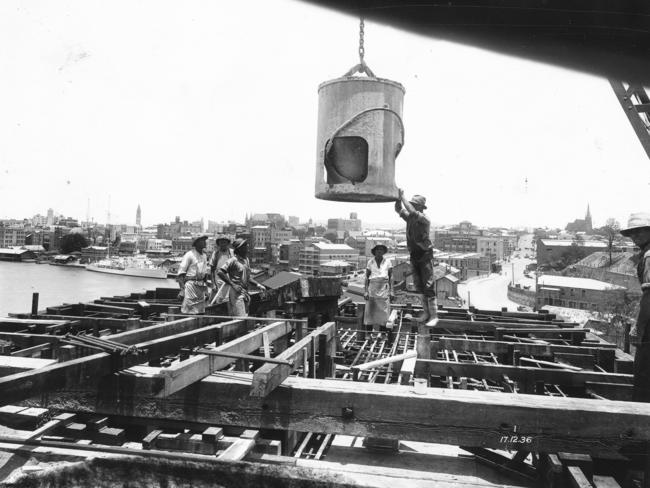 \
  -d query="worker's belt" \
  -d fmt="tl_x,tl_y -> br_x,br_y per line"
187,279 -> 208,286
